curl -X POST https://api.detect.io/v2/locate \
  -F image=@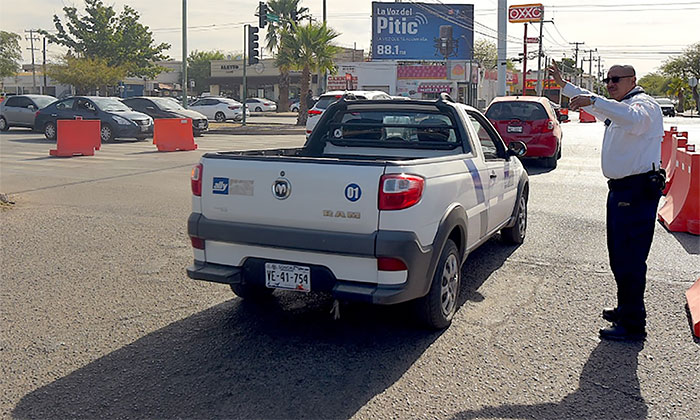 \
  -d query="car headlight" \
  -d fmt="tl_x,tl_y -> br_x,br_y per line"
113,115 -> 132,125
